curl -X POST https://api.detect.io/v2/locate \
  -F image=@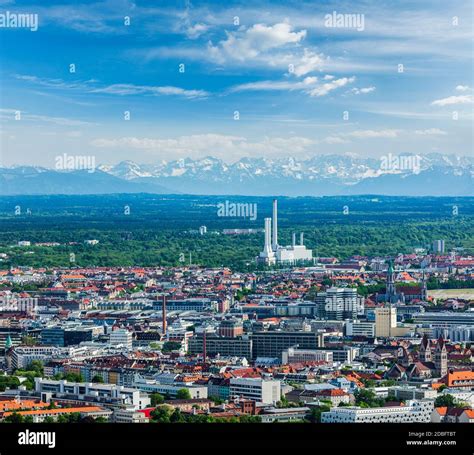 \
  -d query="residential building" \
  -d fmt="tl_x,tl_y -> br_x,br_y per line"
229,378 -> 281,405
322,400 -> 434,423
